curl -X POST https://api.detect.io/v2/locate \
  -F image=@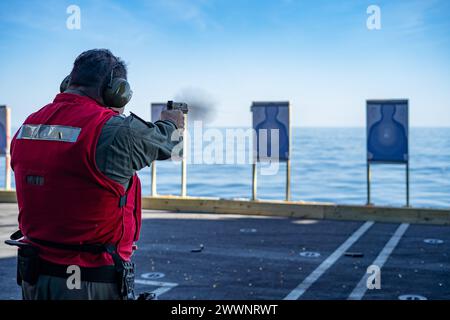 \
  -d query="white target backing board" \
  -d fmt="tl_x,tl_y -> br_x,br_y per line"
0,106 -> 7,155
151,103 -> 167,122
251,101 -> 290,162
367,100 -> 408,163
